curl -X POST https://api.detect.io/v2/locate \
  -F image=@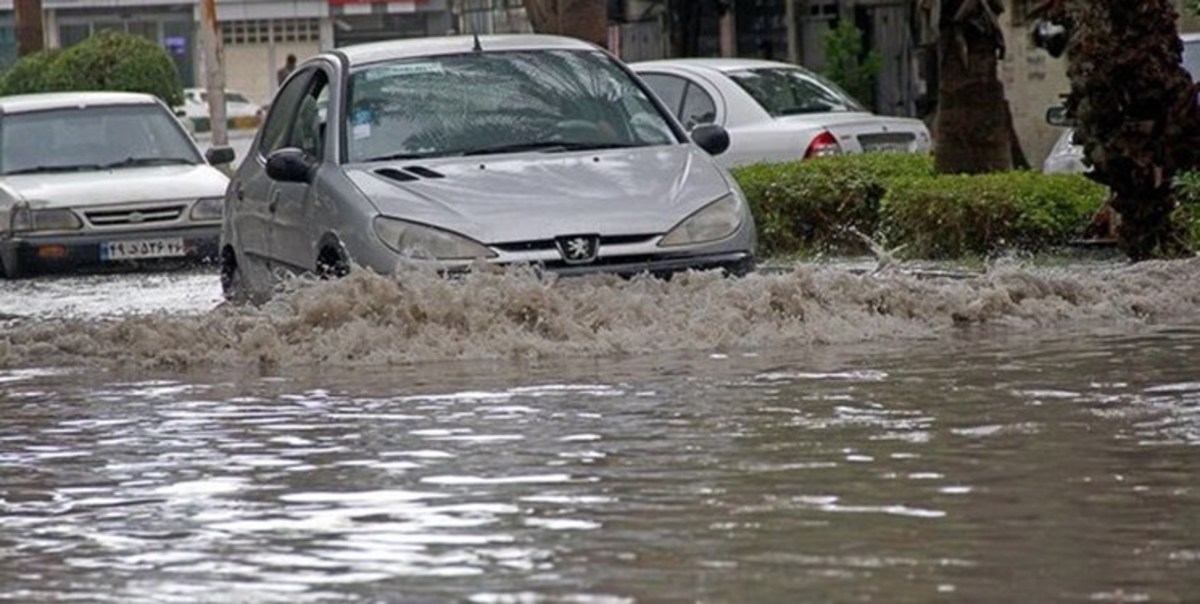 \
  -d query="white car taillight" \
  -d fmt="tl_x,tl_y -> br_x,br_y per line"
804,130 -> 842,159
